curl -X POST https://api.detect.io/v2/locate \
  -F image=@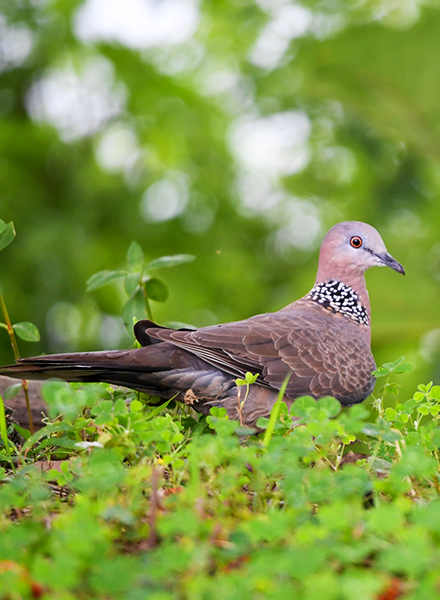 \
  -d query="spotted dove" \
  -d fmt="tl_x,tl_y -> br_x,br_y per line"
0,222 -> 404,425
